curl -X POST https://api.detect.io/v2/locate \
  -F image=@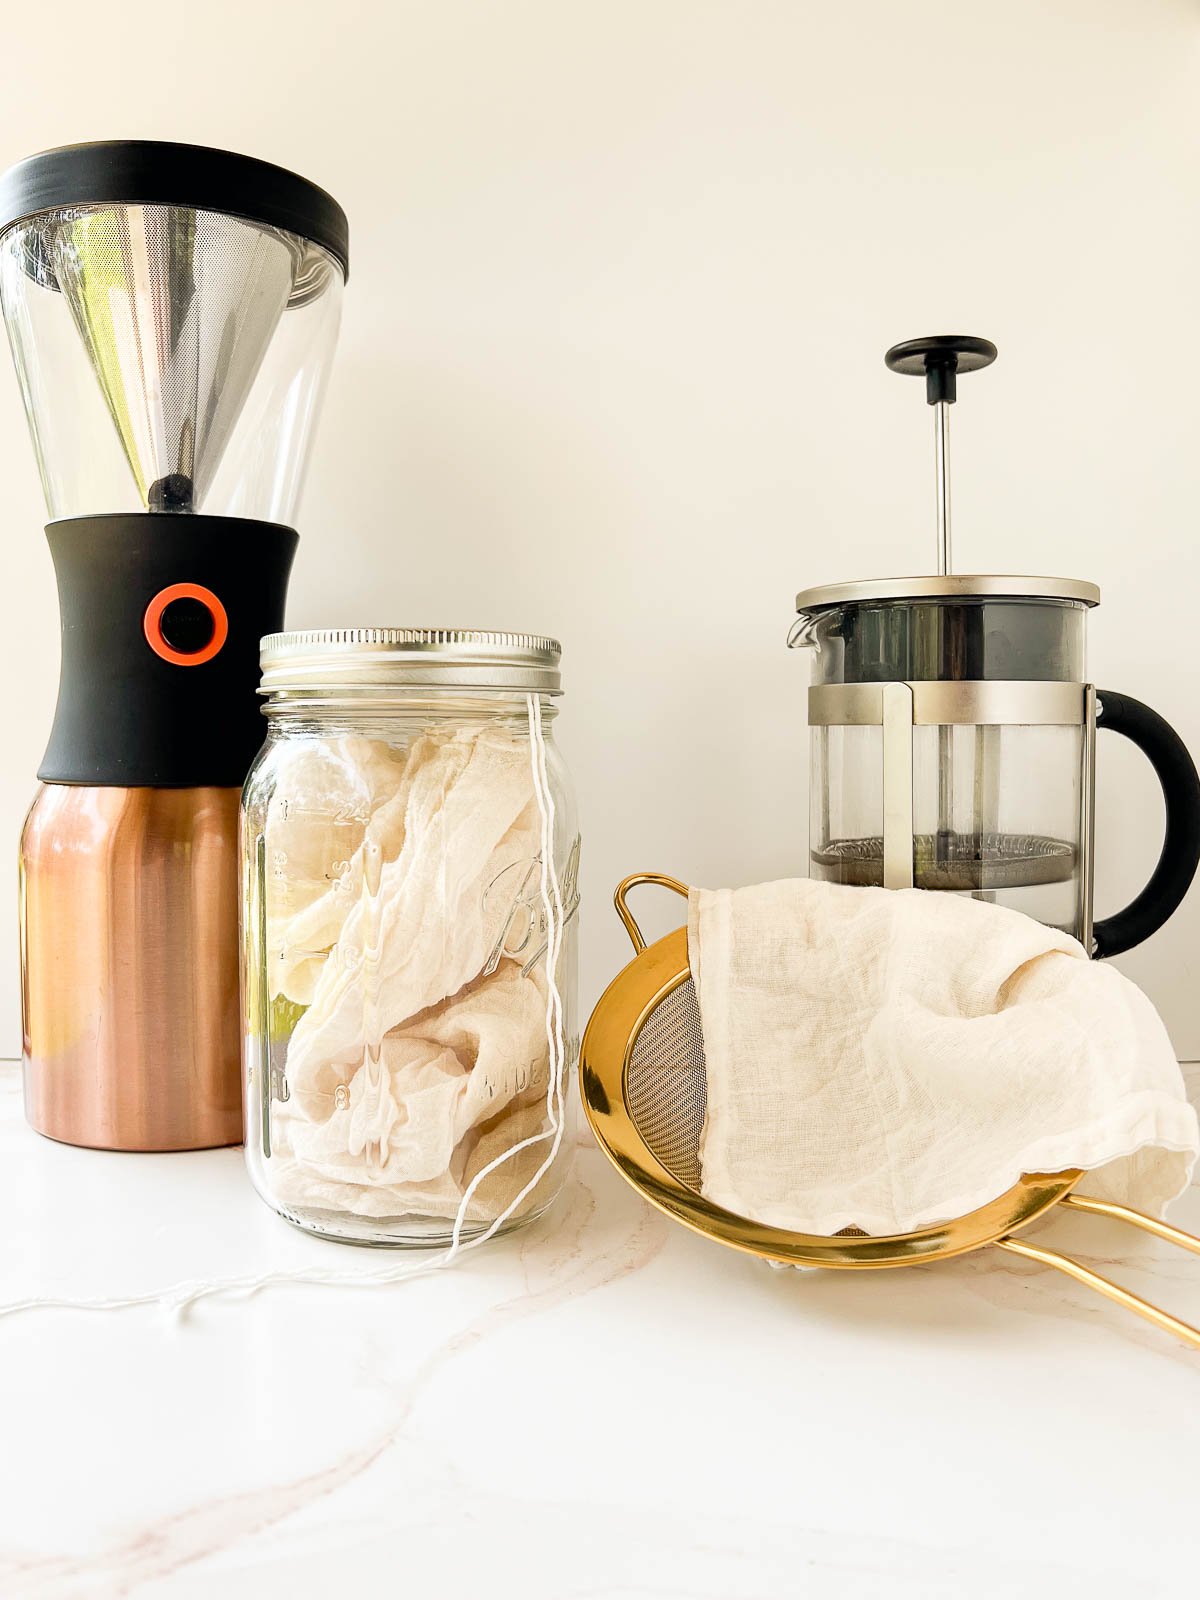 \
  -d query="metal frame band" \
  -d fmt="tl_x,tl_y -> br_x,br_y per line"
809,680 -> 1090,728
882,685 -> 915,889
808,678 -> 1097,944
